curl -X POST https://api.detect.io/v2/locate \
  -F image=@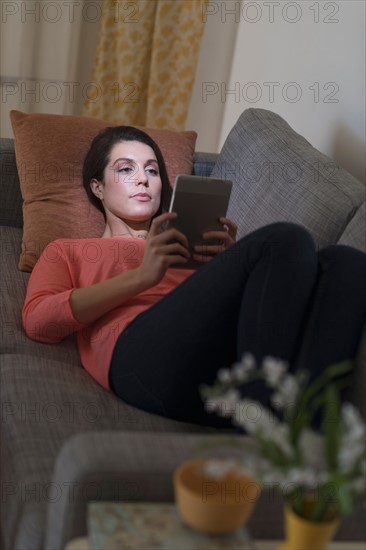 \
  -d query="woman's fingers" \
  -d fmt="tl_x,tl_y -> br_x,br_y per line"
219,217 -> 238,241
193,243 -> 225,261
200,230 -> 232,243
149,211 -> 178,237
193,218 -> 237,263
161,241 -> 191,260
149,212 -> 190,250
